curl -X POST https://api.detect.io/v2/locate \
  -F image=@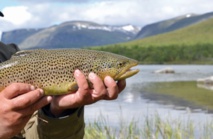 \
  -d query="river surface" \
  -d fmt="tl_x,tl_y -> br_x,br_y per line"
85,65 -> 213,135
